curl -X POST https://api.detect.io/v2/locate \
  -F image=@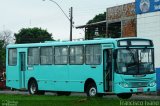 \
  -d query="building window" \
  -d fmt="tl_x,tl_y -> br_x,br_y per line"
85,45 -> 101,65
40,47 -> 53,65
70,46 -> 83,64
28,48 -> 39,65
55,46 -> 68,64
8,49 -> 17,66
